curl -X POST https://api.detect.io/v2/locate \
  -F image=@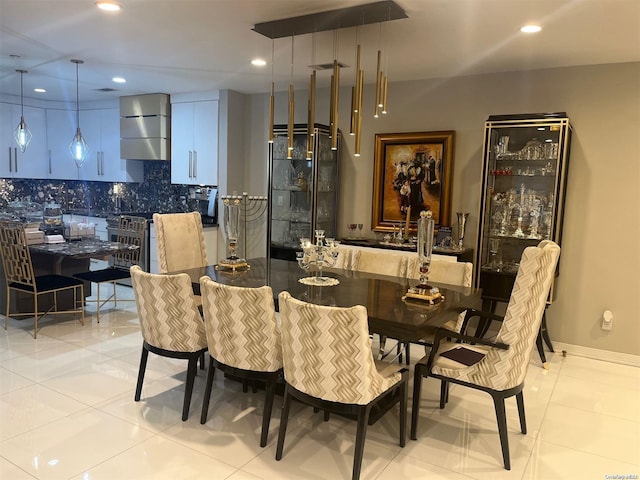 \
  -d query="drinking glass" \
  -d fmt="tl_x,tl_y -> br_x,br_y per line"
357,223 -> 363,238
347,224 -> 357,238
